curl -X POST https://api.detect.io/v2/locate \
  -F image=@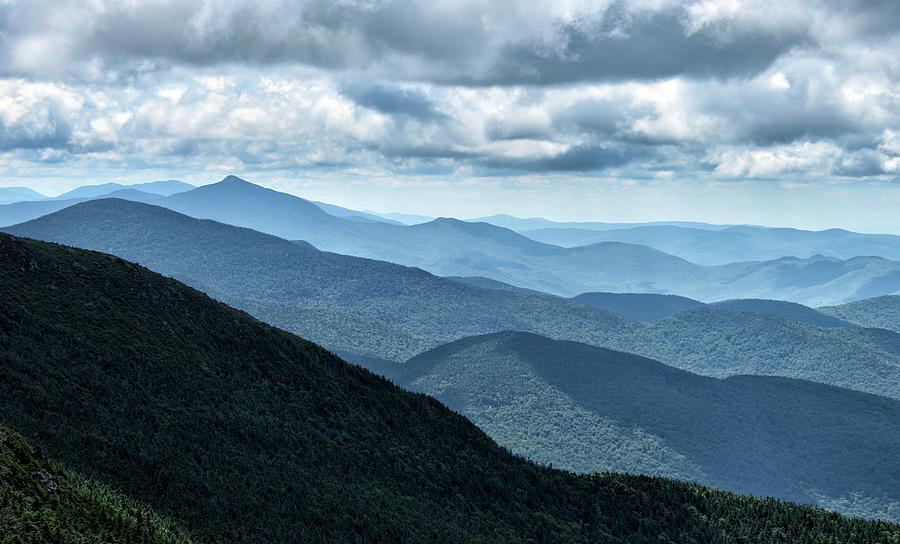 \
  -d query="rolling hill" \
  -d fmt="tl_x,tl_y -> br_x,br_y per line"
709,299 -> 856,328
4,232 -> 894,542
819,295 -> 900,332
606,307 -> 900,401
396,331 -> 900,521
311,200 -> 404,224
